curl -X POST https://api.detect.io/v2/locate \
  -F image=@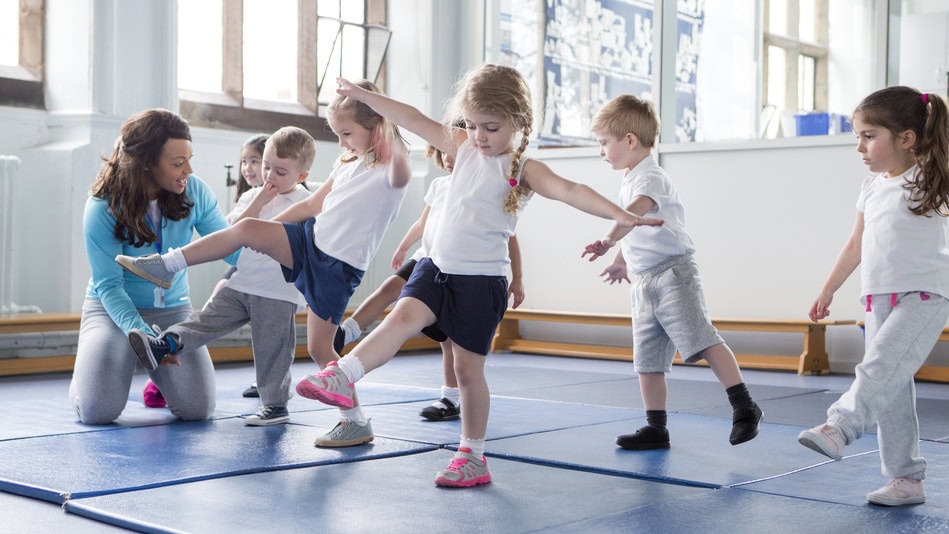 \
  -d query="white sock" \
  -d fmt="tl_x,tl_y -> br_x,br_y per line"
341,317 -> 362,344
459,437 -> 485,457
340,406 -> 367,425
336,355 -> 365,383
441,386 -> 460,407
160,248 -> 188,272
